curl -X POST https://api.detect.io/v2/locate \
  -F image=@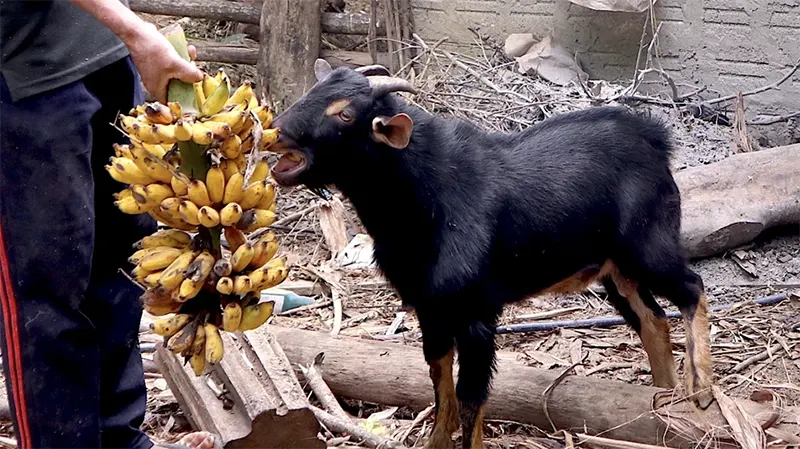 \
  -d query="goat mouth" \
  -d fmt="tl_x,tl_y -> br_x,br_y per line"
271,151 -> 307,185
